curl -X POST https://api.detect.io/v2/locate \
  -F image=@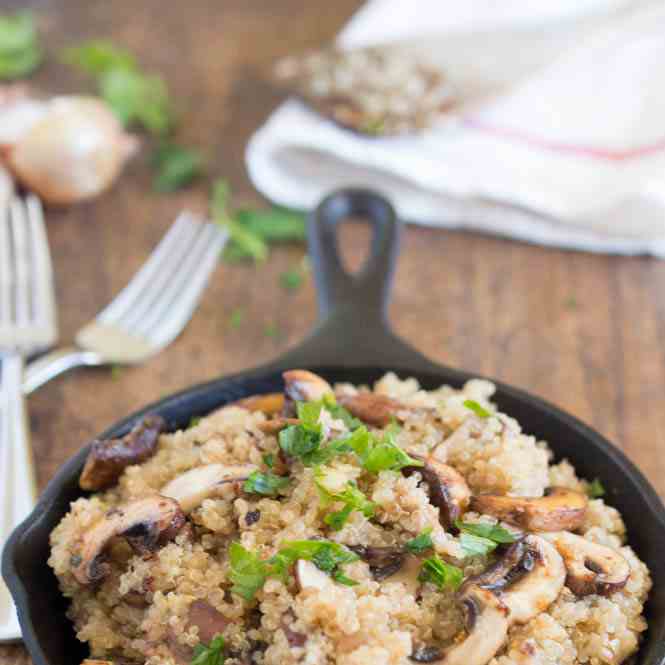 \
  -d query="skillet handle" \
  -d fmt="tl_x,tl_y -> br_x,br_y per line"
271,189 -> 435,371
